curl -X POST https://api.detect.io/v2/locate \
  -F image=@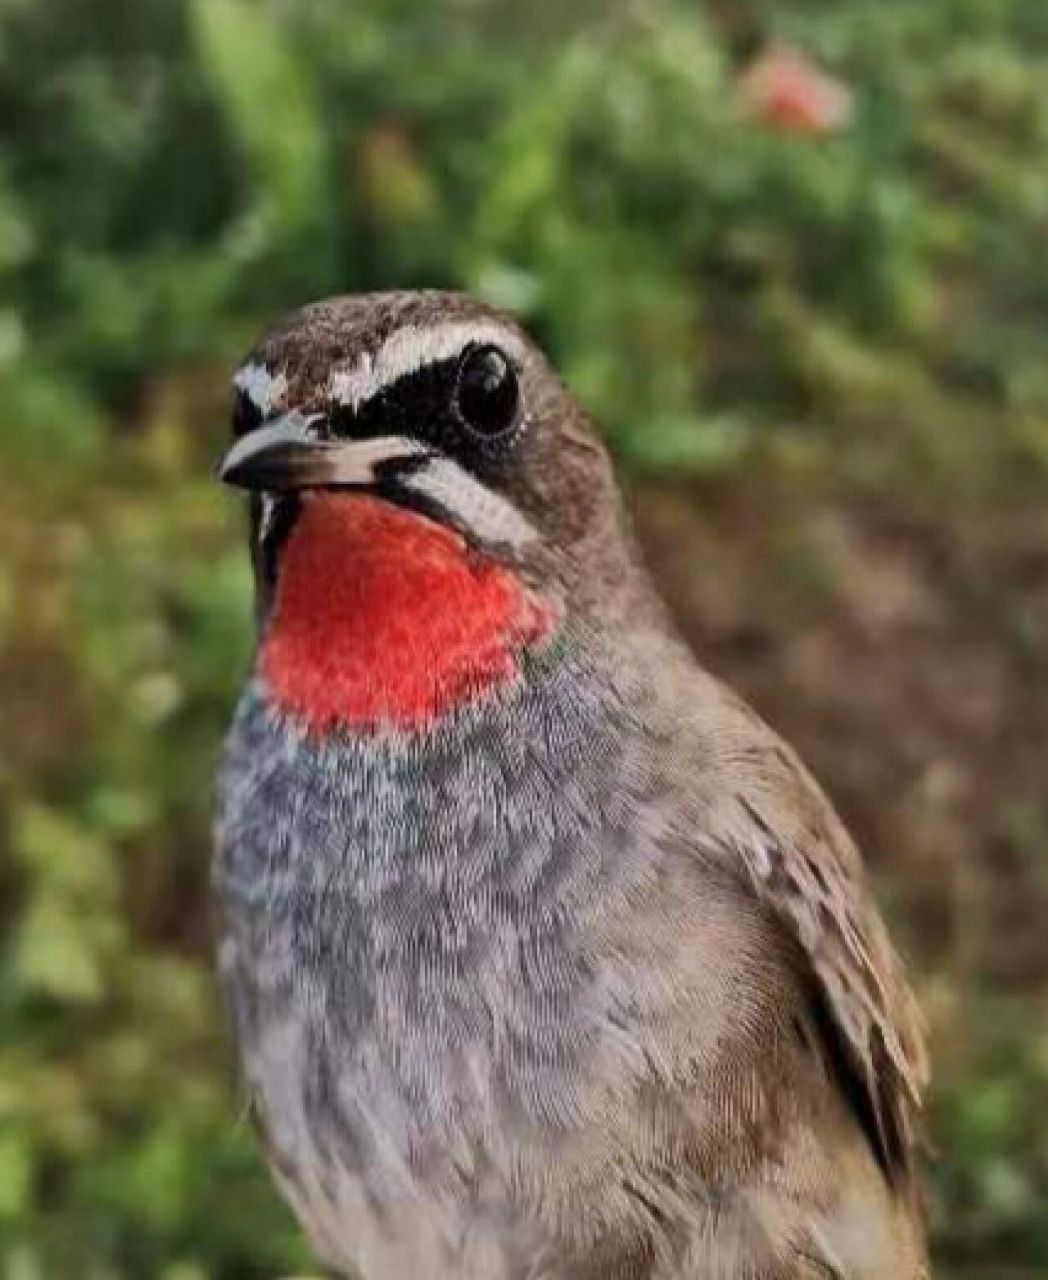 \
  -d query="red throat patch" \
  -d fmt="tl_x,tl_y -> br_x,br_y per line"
260,494 -> 555,732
